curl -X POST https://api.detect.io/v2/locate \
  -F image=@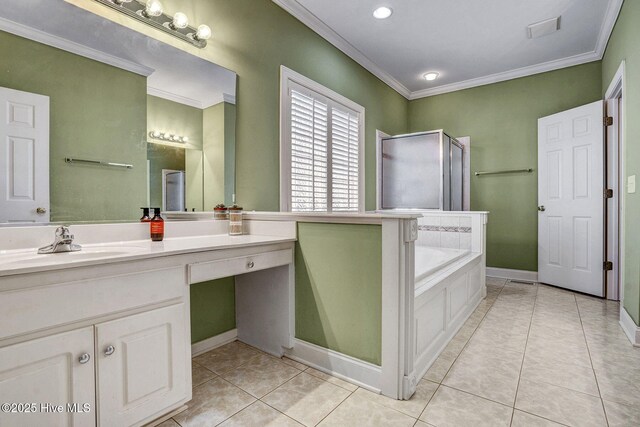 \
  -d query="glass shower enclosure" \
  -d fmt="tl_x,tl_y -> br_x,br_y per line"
380,130 -> 464,211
